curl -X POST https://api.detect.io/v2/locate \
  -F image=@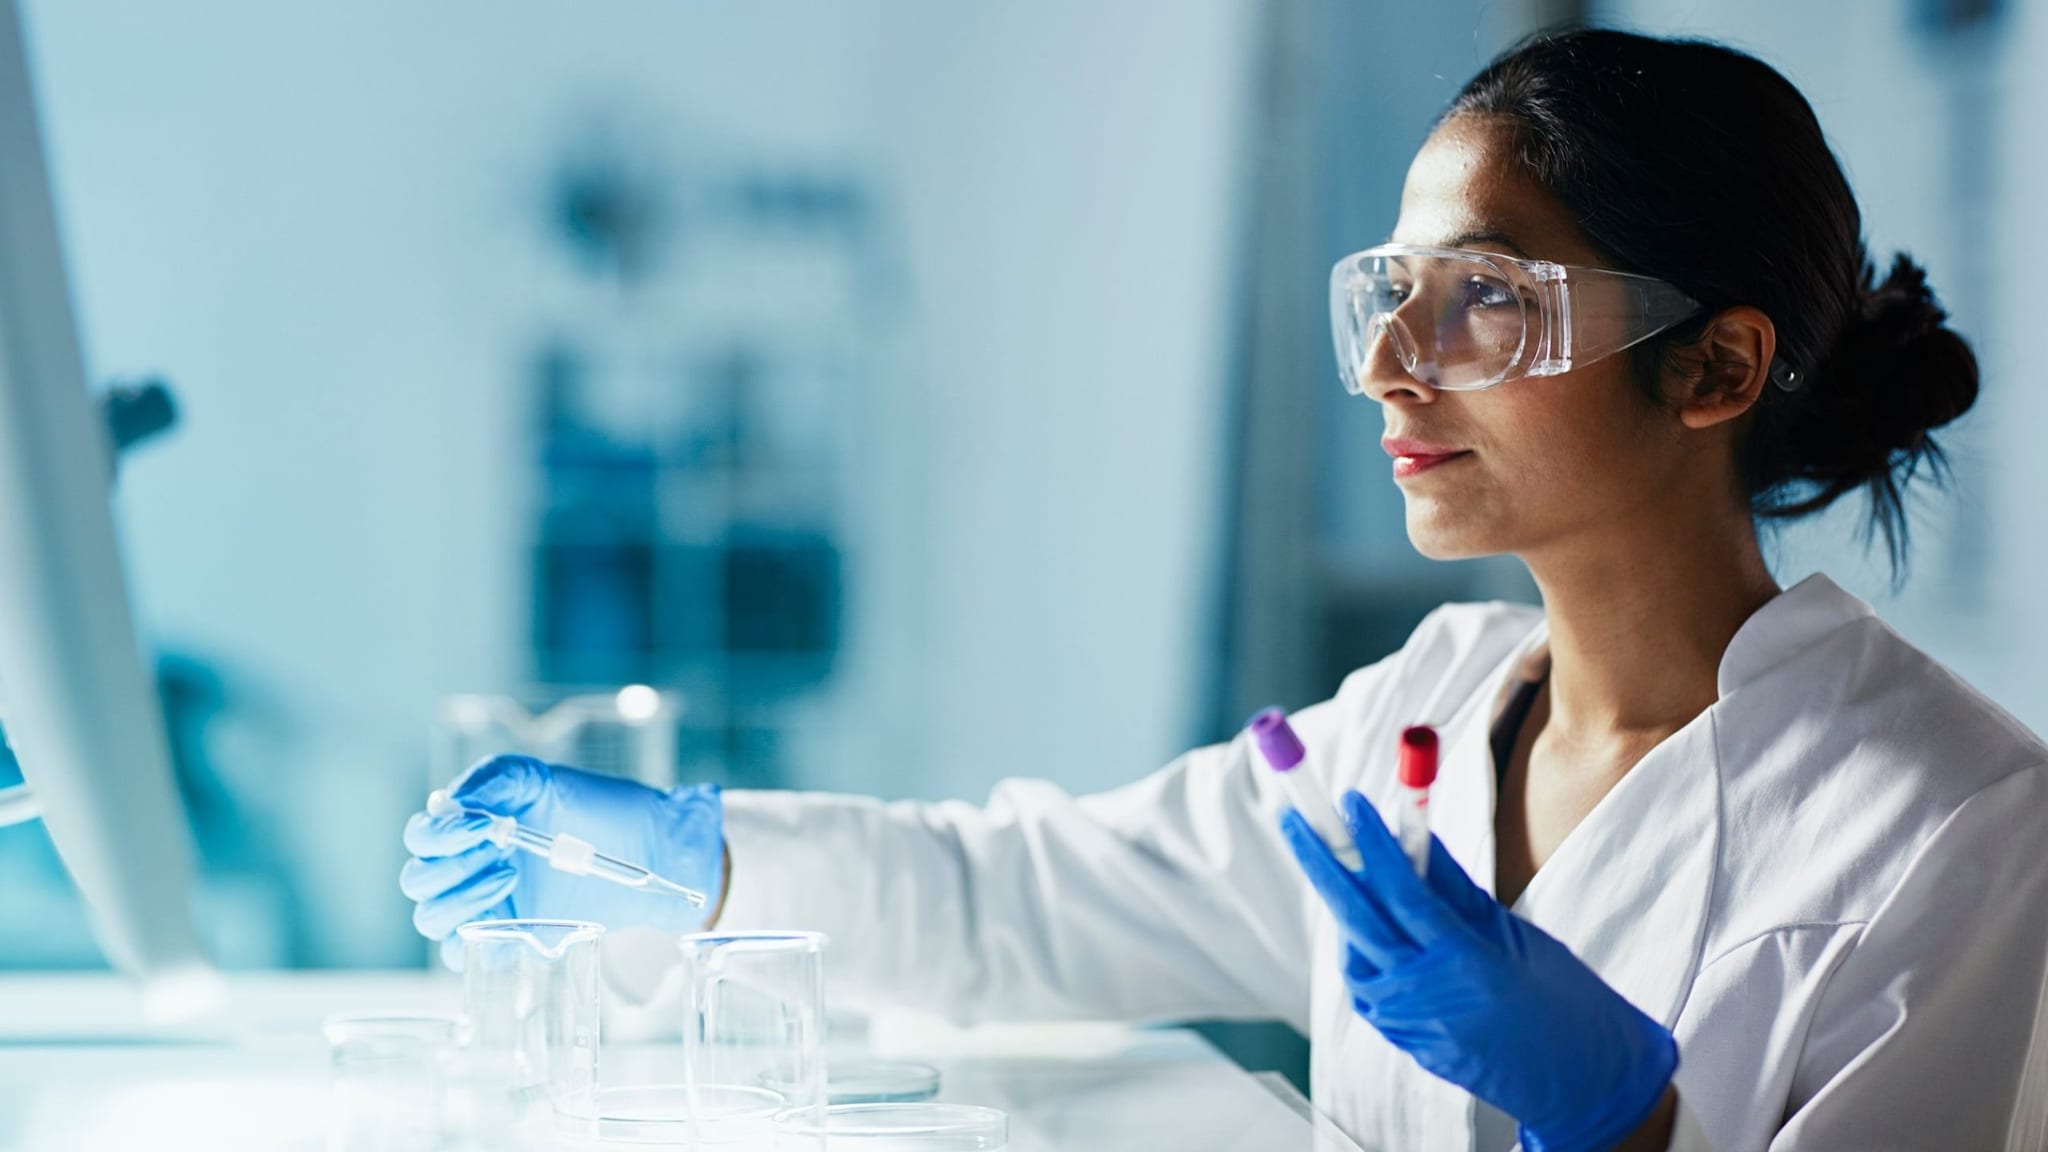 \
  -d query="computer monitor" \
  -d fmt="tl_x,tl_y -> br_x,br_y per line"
0,0 -> 216,1018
